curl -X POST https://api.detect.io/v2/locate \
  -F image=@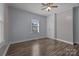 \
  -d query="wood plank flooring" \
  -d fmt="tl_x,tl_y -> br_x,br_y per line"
6,38 -> 79,56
